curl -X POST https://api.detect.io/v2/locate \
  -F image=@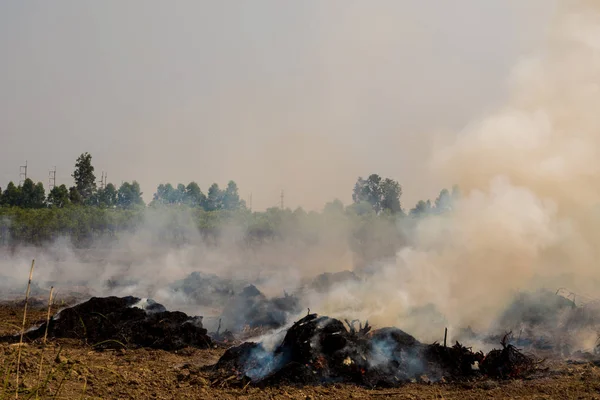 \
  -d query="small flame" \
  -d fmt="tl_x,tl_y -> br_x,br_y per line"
314,355 -> 327,369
